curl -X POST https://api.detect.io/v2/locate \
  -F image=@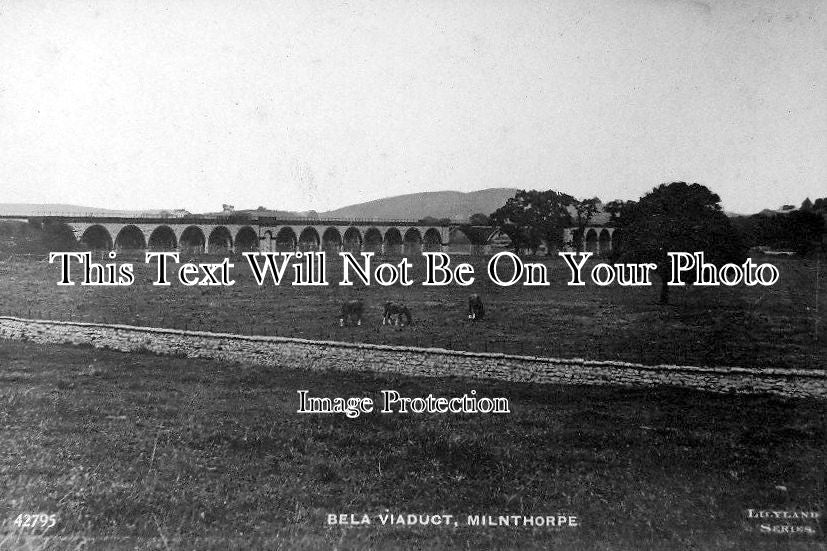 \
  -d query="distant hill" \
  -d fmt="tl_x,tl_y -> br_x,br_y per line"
0,204 -> 189,217
0,203 -> 117,216
319,188 -> 521,221
0,193 -> 781,224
